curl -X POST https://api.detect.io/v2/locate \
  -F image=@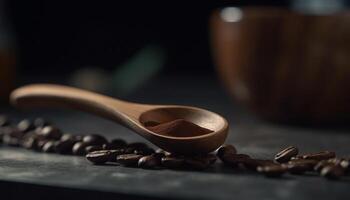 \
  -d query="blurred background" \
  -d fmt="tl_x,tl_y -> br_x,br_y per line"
1,0 -> 350,125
